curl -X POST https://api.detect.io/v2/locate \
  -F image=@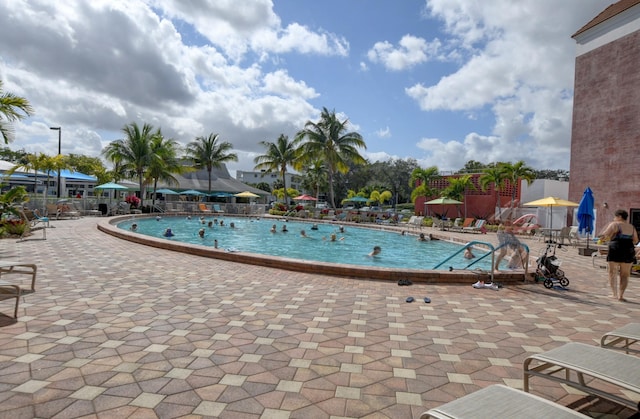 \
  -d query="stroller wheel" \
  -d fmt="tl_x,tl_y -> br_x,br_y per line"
560,277 -> 569,287
543,278 -> 554,289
